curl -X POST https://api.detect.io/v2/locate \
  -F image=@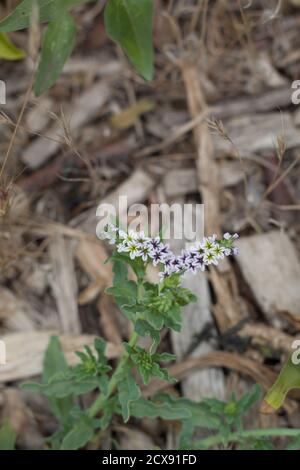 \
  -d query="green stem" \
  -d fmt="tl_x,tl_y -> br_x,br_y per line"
88,281 -> 144,419
88,331 -> 138,419
194,428 -> 300,449
264,356 -> 300,410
